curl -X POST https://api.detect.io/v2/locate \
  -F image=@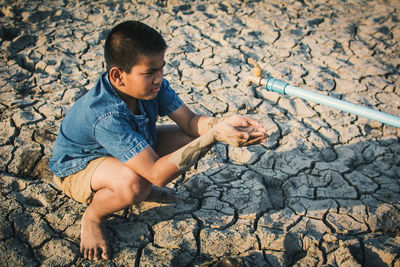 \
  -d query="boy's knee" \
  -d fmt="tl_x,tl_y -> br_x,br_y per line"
119,166 -> 152,205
